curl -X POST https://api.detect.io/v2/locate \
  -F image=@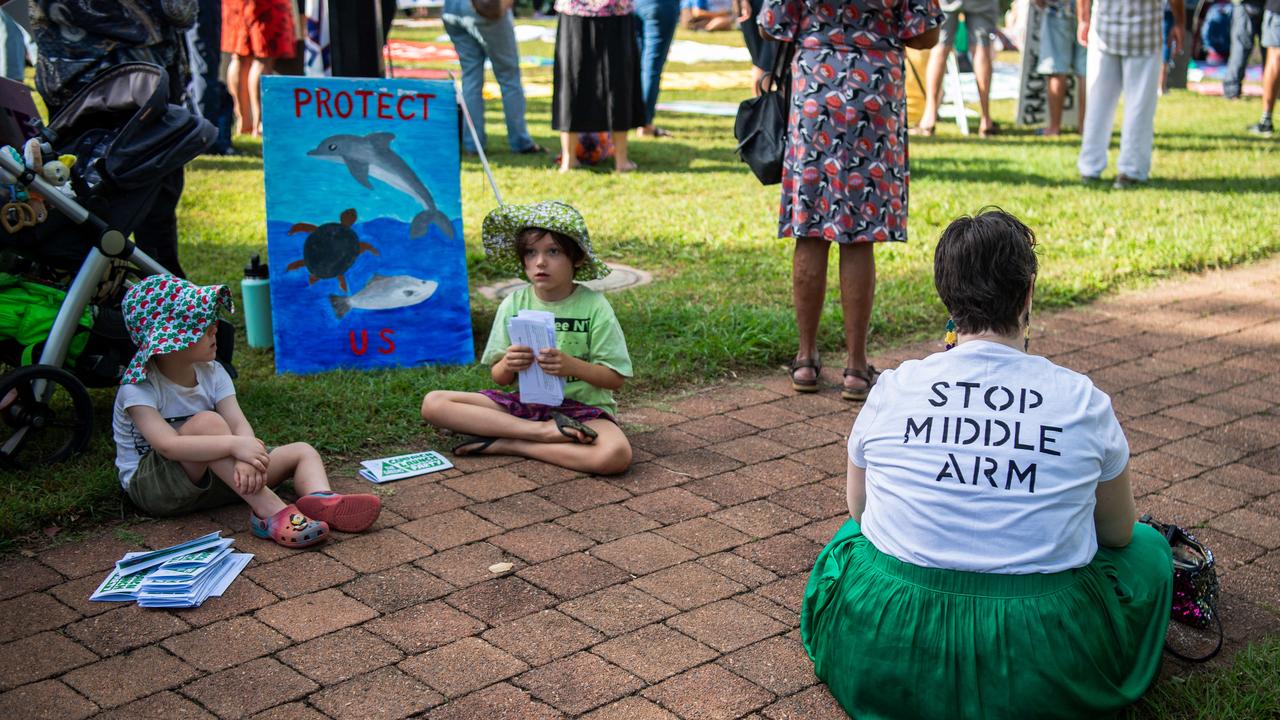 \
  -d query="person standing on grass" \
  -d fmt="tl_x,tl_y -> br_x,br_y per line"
443,0 -> 546,155
1246,2 -> 1280,134
222,0 -> 296,137
1034,0 -> 1087,136
1077,0 -> 1184,188
552,0 -> 645,172
760,0 -> 942,401
634,0 -> 681,138
1224,0 -> 1266,100
911,0 -> 1003,137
